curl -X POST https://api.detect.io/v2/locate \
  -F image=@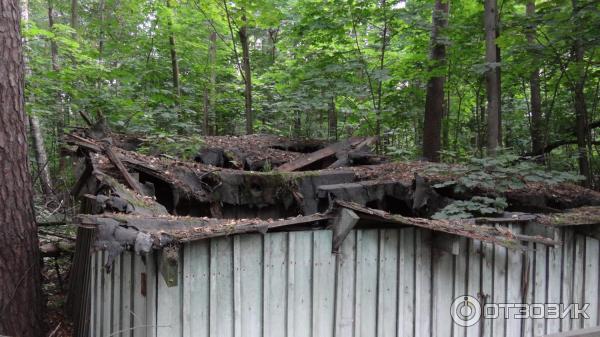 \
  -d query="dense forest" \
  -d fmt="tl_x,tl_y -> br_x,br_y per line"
20,0 -> 600,185
0,0 -> 599,335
